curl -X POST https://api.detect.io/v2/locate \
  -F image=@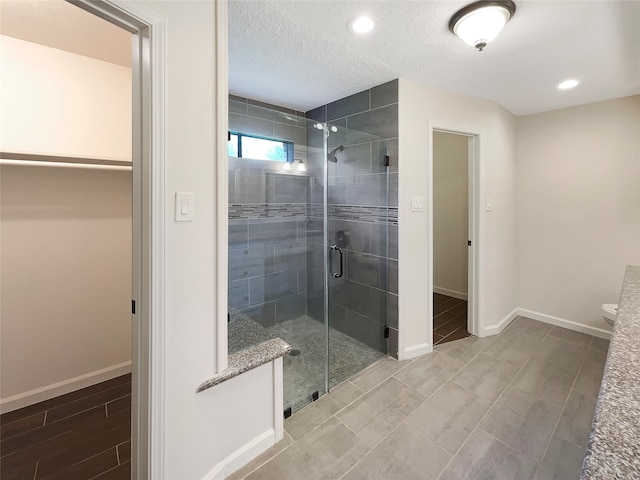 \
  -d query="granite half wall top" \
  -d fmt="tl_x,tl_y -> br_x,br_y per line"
197,338 -> 291,393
